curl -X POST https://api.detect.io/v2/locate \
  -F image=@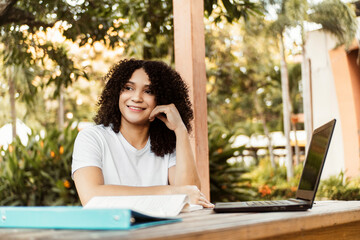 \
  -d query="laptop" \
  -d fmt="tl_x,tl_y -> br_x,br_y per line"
214,119 -> 336,213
